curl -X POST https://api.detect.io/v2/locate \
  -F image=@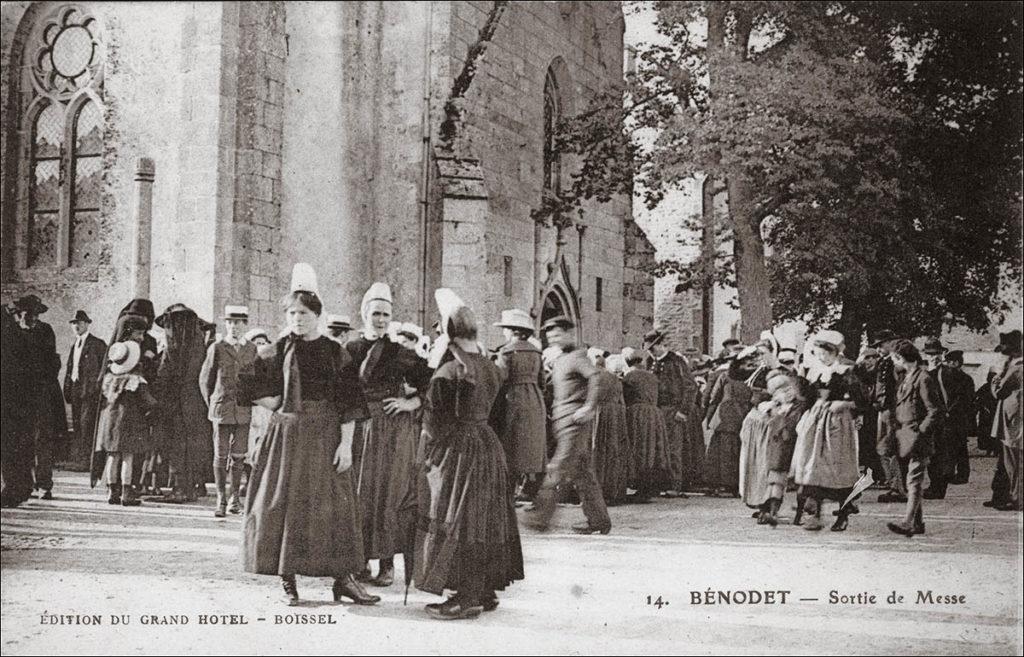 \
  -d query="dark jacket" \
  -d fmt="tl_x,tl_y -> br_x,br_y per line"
345,335 -> 433,420
199,339 -> 258,424
893,366 -> 945,459
63,333 -> 107,400
930,365 -> 975,438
